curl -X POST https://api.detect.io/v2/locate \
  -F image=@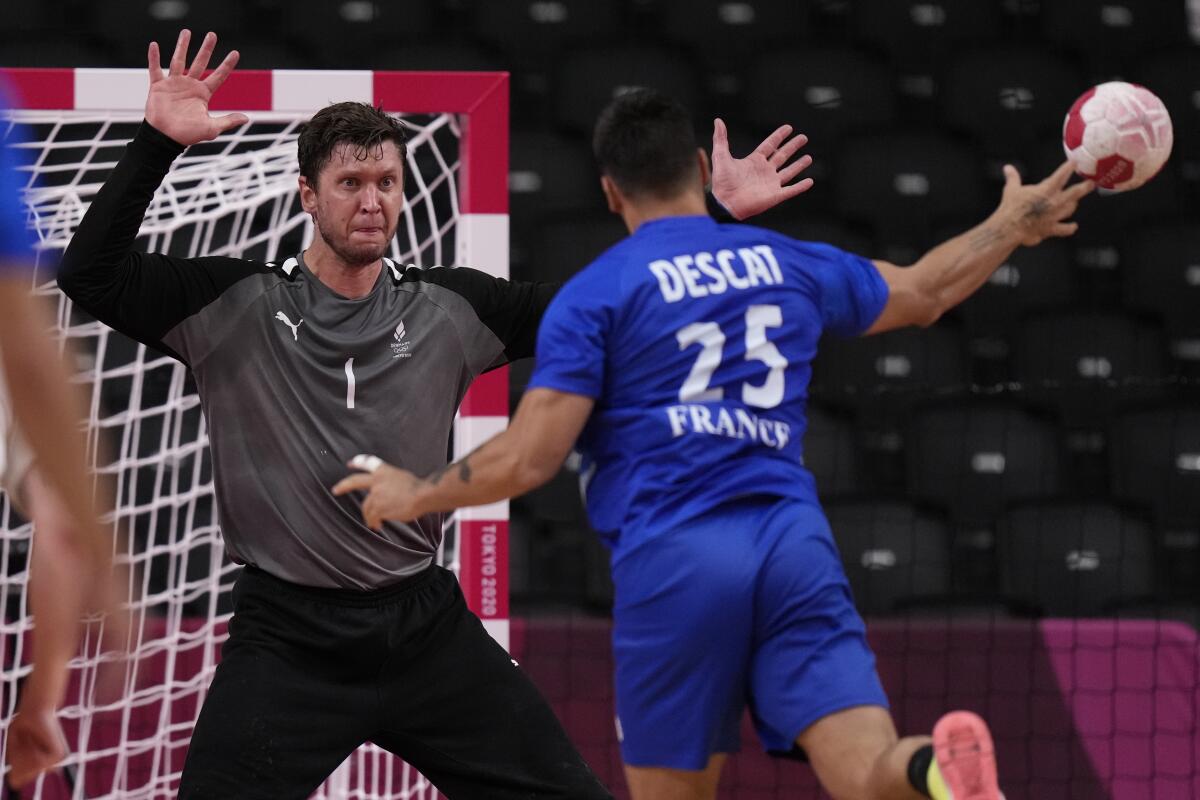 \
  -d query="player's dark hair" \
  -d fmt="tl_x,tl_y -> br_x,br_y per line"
298,101 -> 408,187
592,88 -> 699,200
